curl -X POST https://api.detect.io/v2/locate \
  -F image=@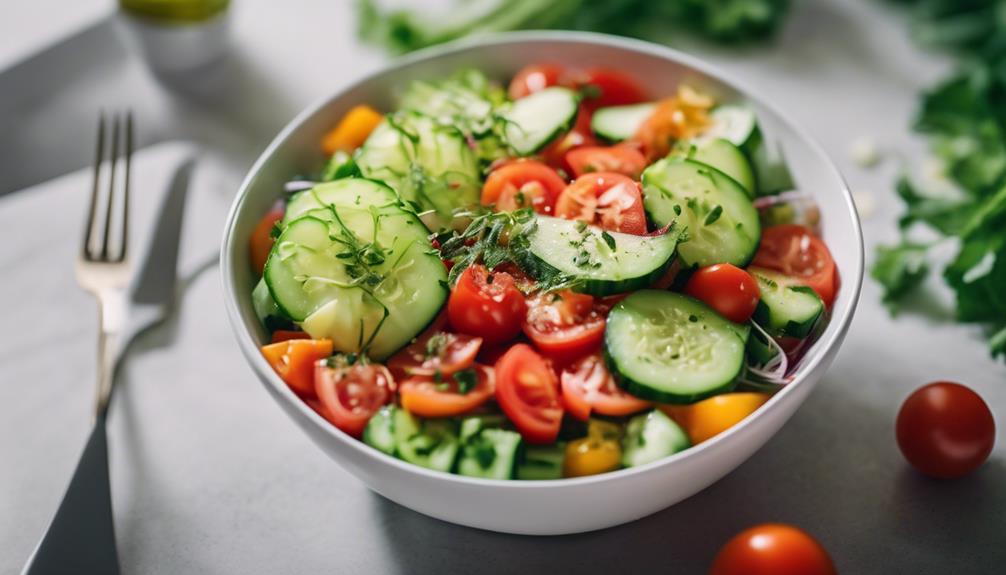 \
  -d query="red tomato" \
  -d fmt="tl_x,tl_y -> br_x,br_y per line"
494,344 -> 564,444
400,364 -> 495,418
554,172 -> 647,235
566,145 -> 647,180
523,290 -> 608,364
753,225 -> 838,307
270,330 -> 311,343
560,353 -> 651,421
541,104 -> 598,174
684,264 -> 761,323
315,363 -> 394,438
577,67 -> 648,109
896,381 -> 996,479
481,160 -> 567,215
250,209 -> 283,275
387,331 -> 482,381
710,524 -> 837,575
508,64 -> 564,99
447,265 -> 527,345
